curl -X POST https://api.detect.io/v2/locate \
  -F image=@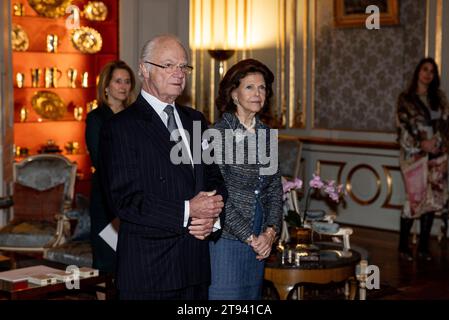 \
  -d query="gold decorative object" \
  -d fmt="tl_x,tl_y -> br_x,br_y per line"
81,71 -> 89,87
19,106 -> 28,122
86,99 -> 98,112
31,91 -> 66,120
38,139 -> 62,154
16,73 -> 25,88
31,68 -> 41,88
13,3 -> 25,16
65,141 -> 80,154
44,67 -> 62,88
46,34 -> 59,53
73,106 -> 83,121
27,0 -> 72,18
71,27 -> 103,54
83,1 -> 108,21
67,68 -> 78,88
15,146 -> 21,157
11,24 -> 29,52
